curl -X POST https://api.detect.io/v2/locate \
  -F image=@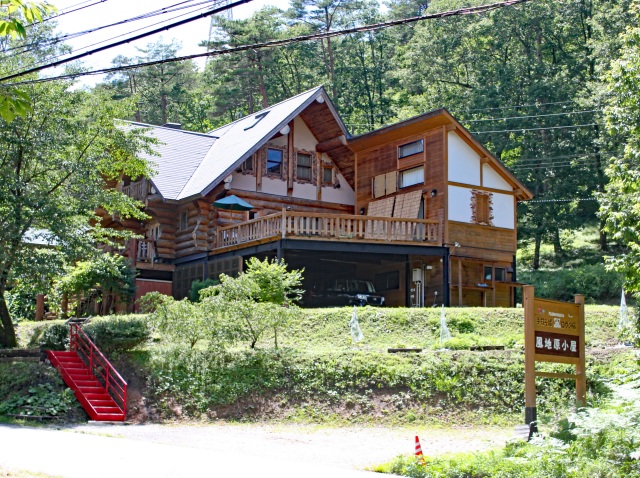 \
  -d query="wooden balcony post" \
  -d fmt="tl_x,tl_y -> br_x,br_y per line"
281,208 -> 286,239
